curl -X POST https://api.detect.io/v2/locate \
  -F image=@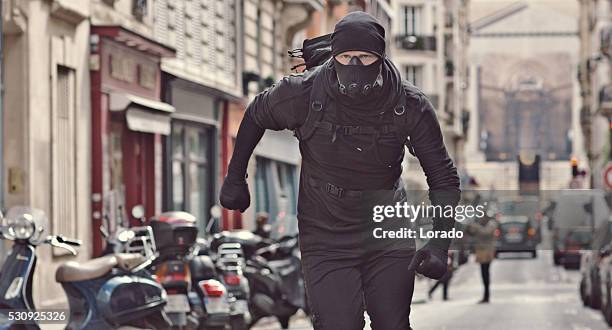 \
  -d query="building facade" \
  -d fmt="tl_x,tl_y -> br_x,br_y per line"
151,0 -> 242,232
390,0 -> 470,190
89,0 -> 175,255
465,0 -> 582,190
1,0 -> 92,306
577,0 -> 612,189
239,0 -> 322,230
